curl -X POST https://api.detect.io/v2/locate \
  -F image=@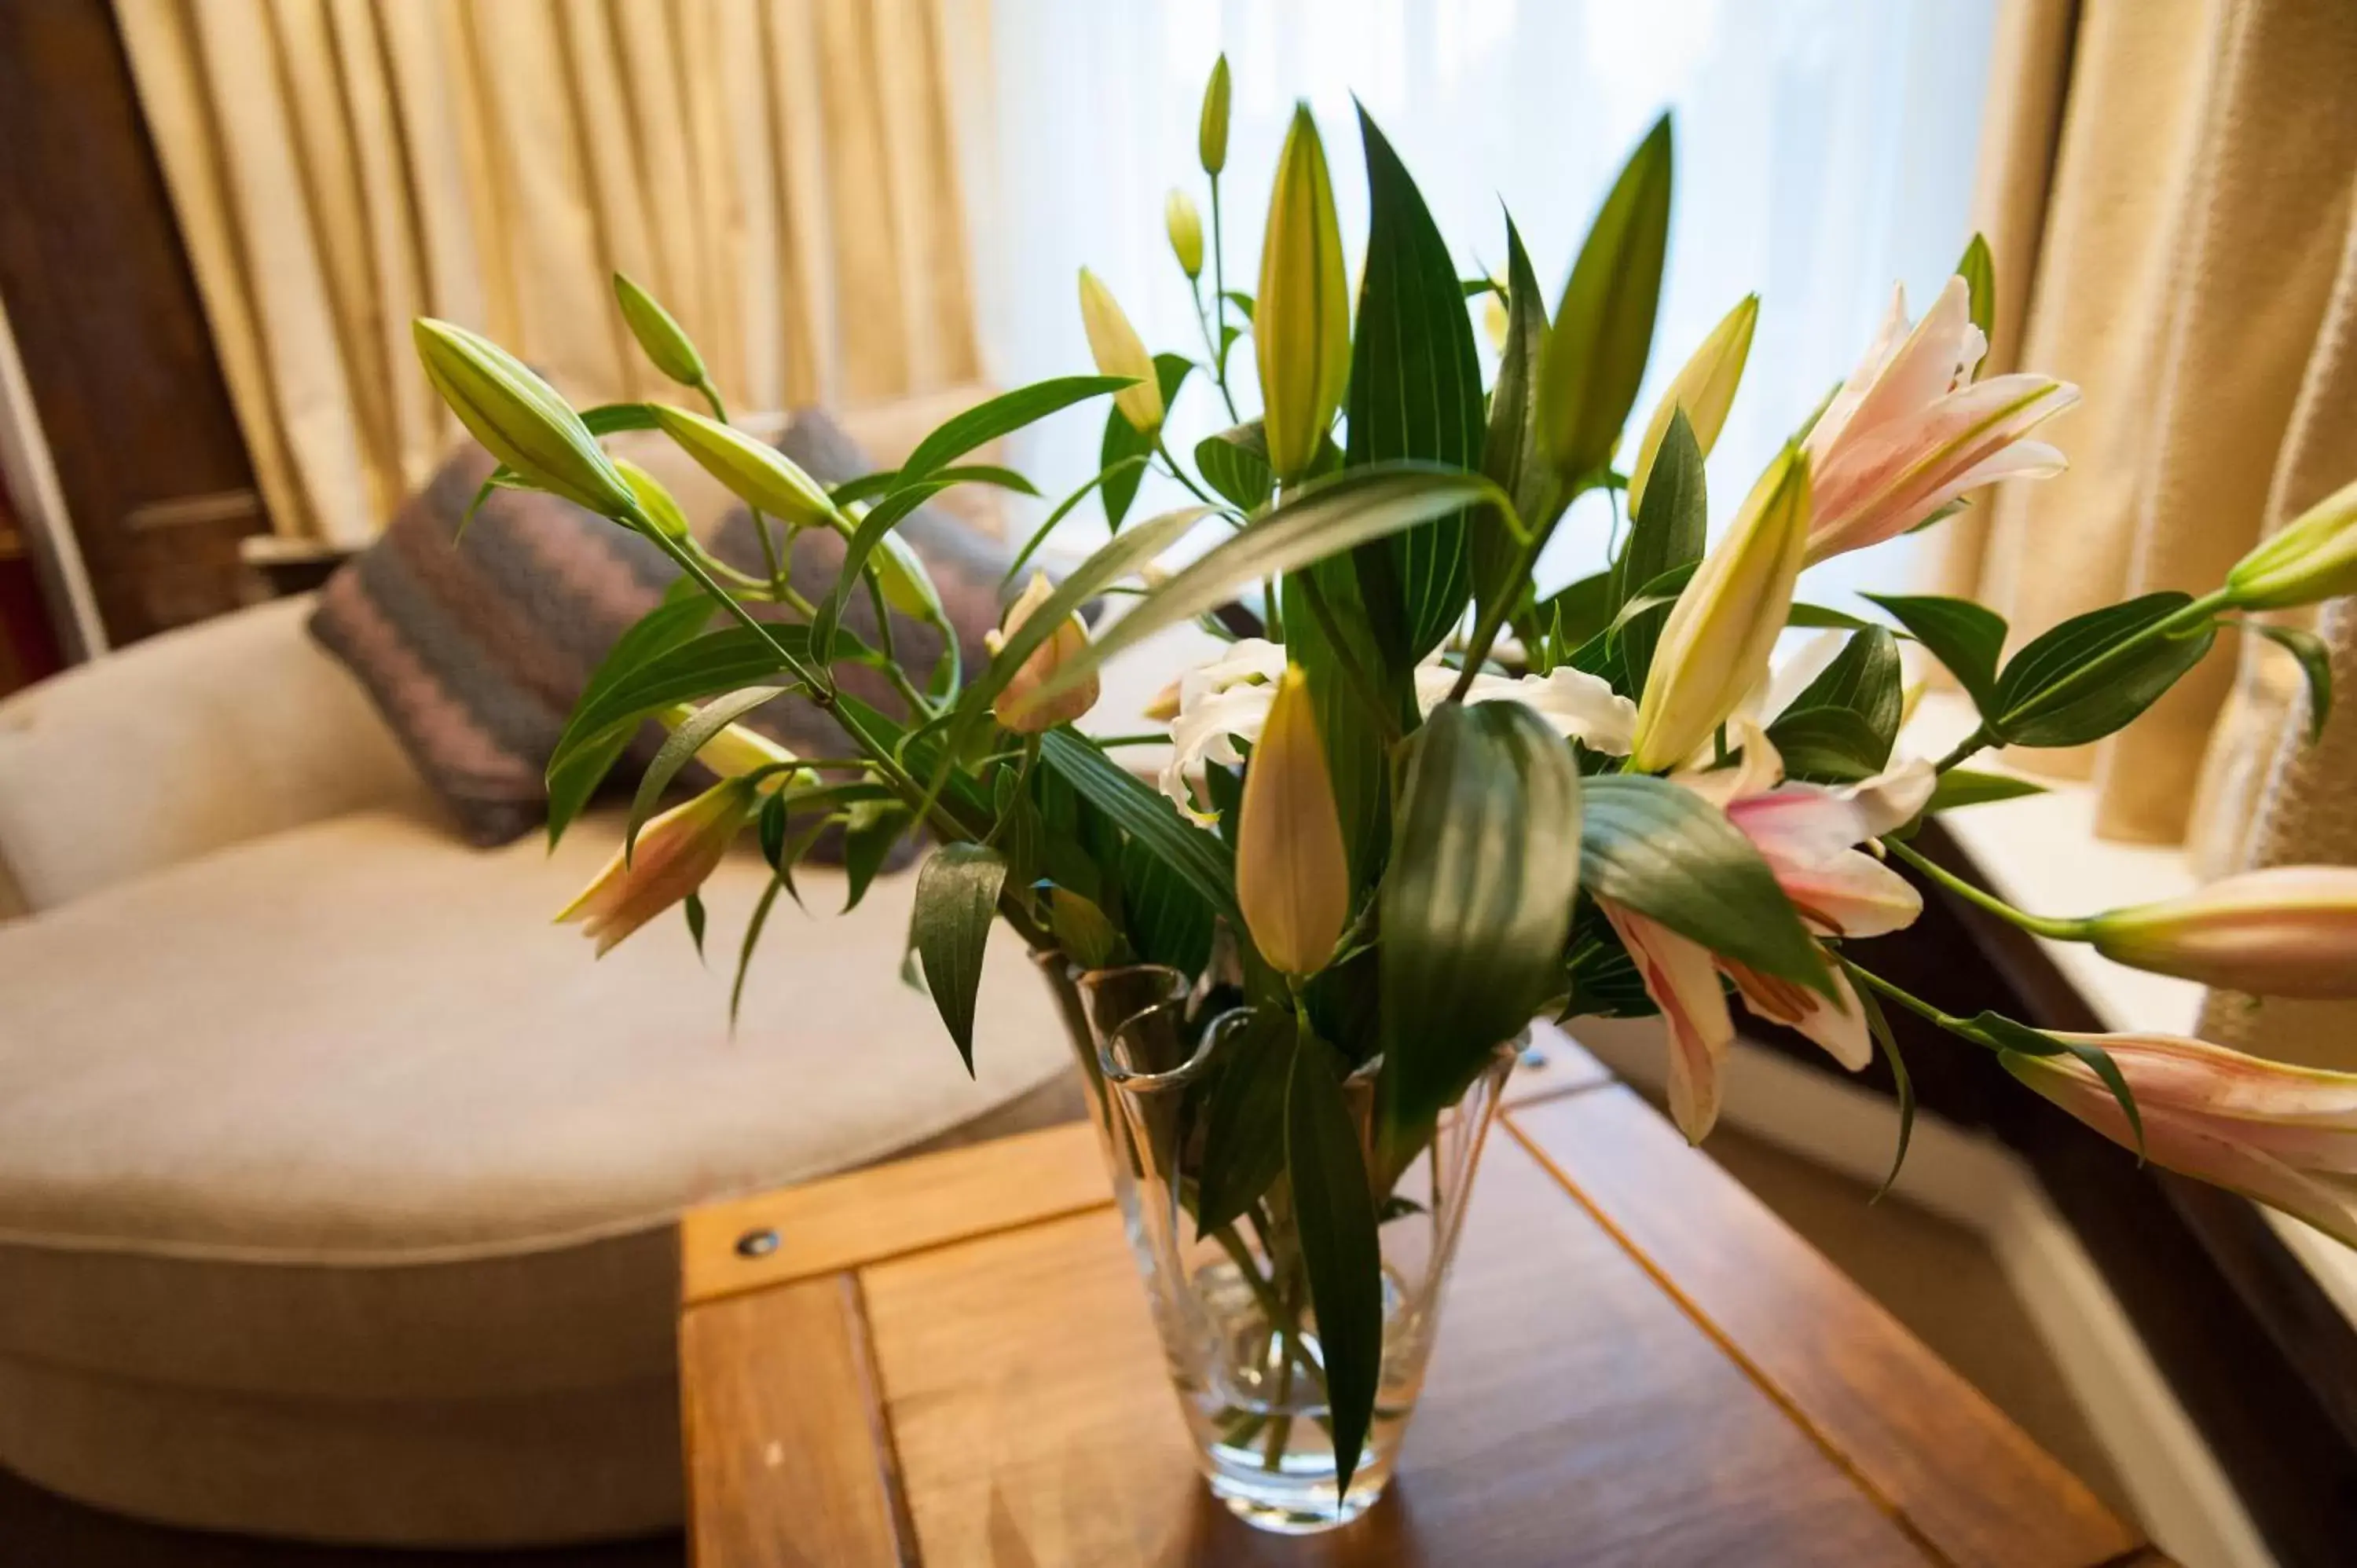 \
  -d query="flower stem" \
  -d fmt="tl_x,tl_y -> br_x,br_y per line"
1885,838 -> 2088,940
1155,434 -> 1222,510
1934,726 -> 1992,772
